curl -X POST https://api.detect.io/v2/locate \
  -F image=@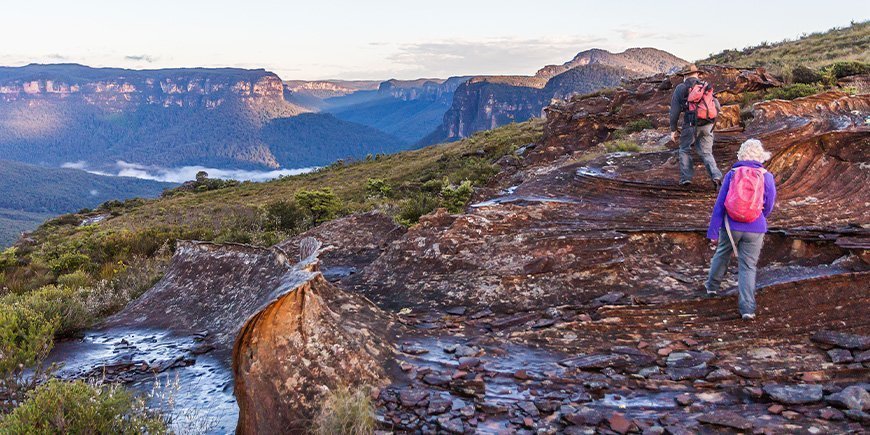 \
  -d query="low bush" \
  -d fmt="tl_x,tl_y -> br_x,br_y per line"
765,83 -> 823,100
57,270 -> 92,289
397,193 -> 440,226
365,178 -> 392,199
440,180 -> 474,213
0,303 -> 57,410
313,385 -> 375,435
0,247 -> 17,270
623,118 -> 654,133
0,379 -> 167,434
264,200 -> 307,233
296,189 -> 343,225
604,140 -> 641,153
5,285 -> 91,337
791,65 -> 822,84
826,61 -> 870,79
48,252 -> 91,275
